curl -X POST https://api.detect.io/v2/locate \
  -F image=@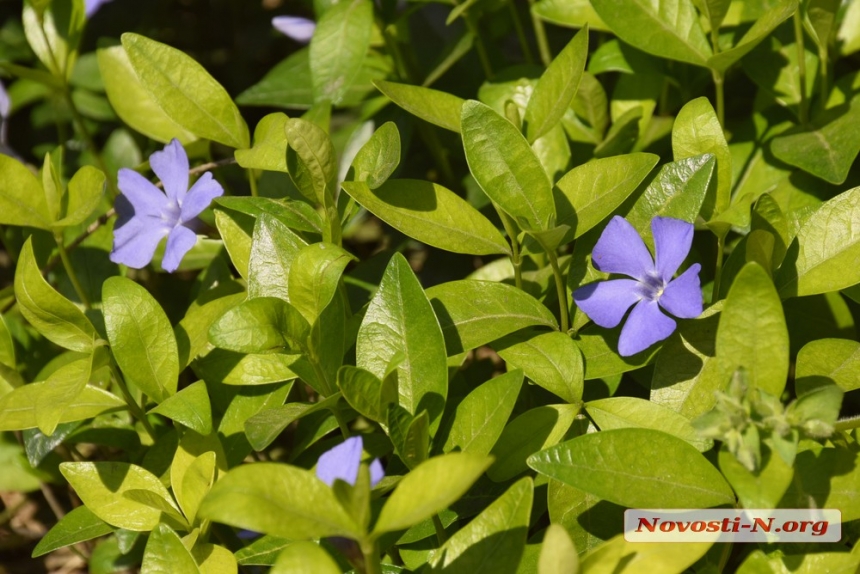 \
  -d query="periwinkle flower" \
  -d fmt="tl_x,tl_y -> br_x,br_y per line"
110,139 -> 223,272
272,16 -> 316,43
85,0 -> 113,17
316,436 -> 384,487
574,215 -> 703,357
0,79 -> 9,145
